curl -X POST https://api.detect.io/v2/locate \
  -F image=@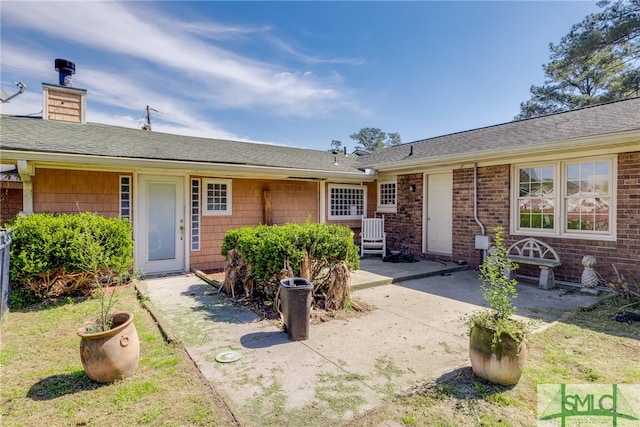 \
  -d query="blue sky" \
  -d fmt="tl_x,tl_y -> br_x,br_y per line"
1,1 -> 600,151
